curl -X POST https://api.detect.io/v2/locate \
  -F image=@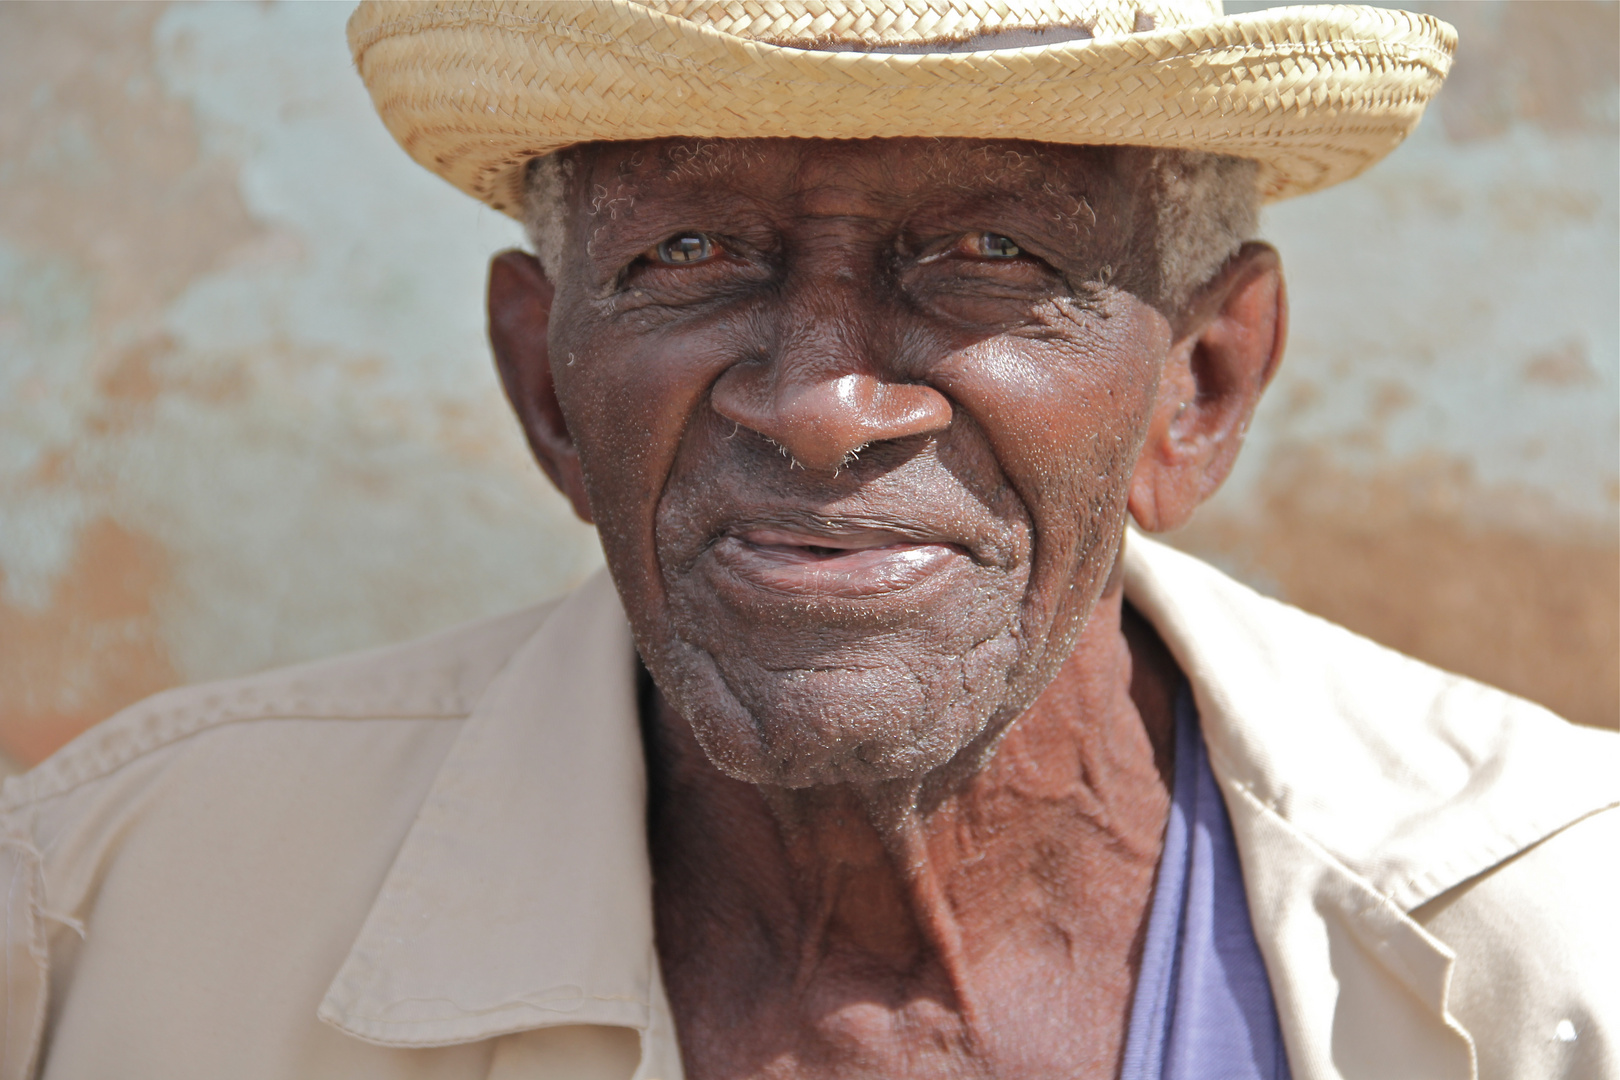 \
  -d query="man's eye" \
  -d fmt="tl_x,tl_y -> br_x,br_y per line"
965,232 -> 1022,259
652,233 -> 716,265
